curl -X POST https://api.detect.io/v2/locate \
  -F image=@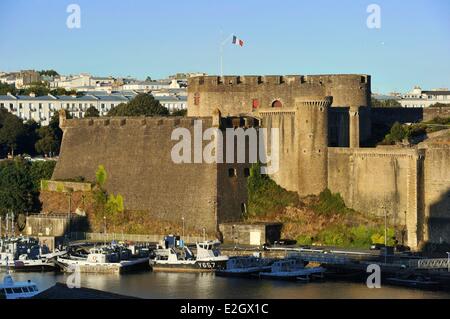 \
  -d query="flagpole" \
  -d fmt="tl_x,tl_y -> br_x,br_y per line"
220,33 -> 234,77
